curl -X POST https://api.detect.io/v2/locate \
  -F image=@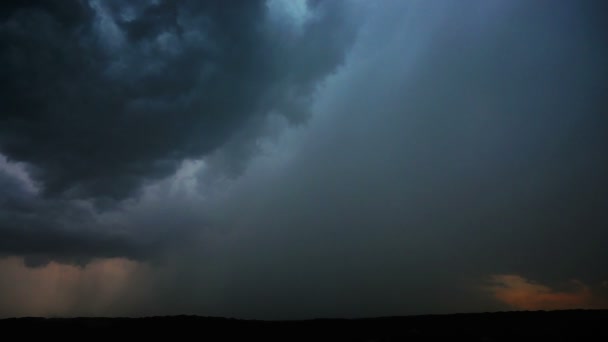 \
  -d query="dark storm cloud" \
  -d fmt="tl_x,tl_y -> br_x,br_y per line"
0,0 -> 356,200
0,0 -> 358,261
